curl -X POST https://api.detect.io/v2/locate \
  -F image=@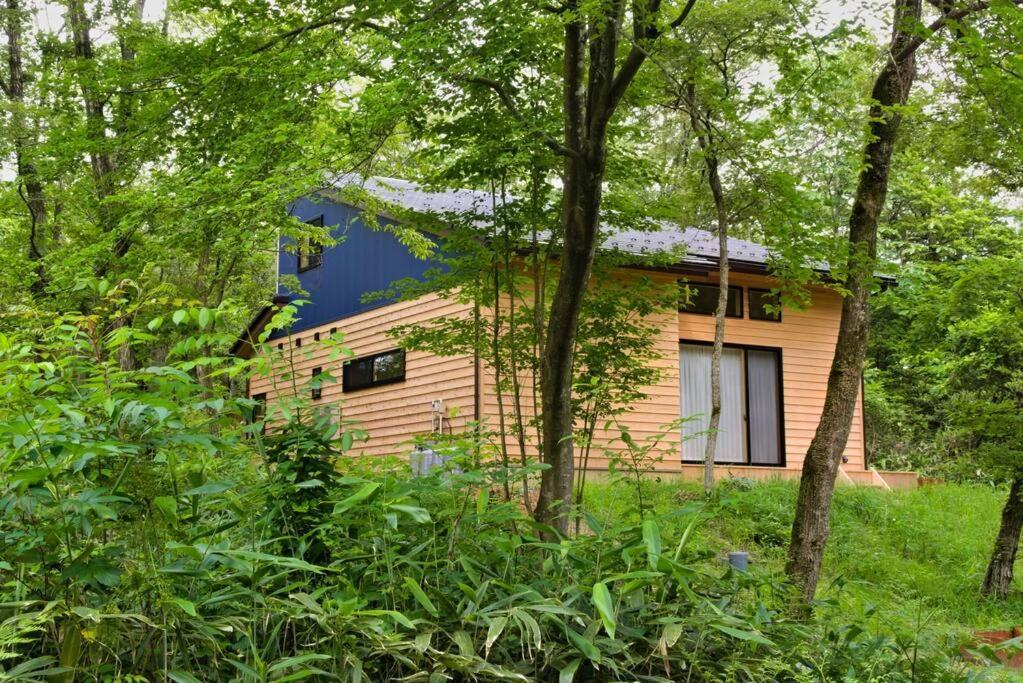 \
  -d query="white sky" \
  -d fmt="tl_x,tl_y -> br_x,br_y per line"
0,0 -> 896,186
27,0 -> 889,40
